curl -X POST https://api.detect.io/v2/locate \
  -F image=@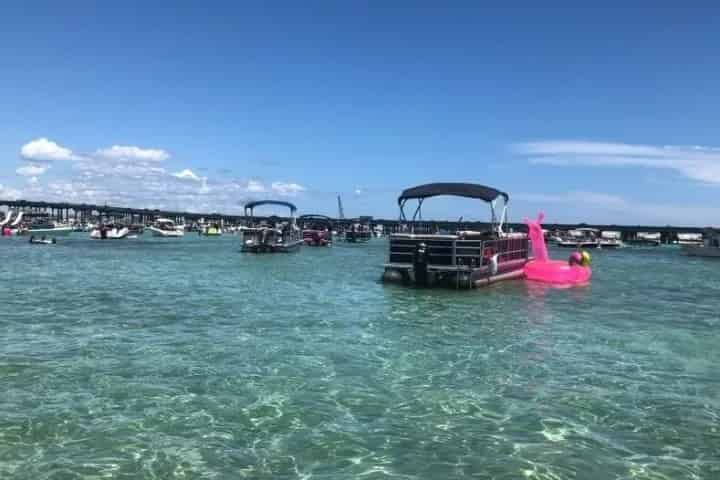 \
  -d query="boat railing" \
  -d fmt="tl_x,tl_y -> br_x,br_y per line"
388,234 -> 529,267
